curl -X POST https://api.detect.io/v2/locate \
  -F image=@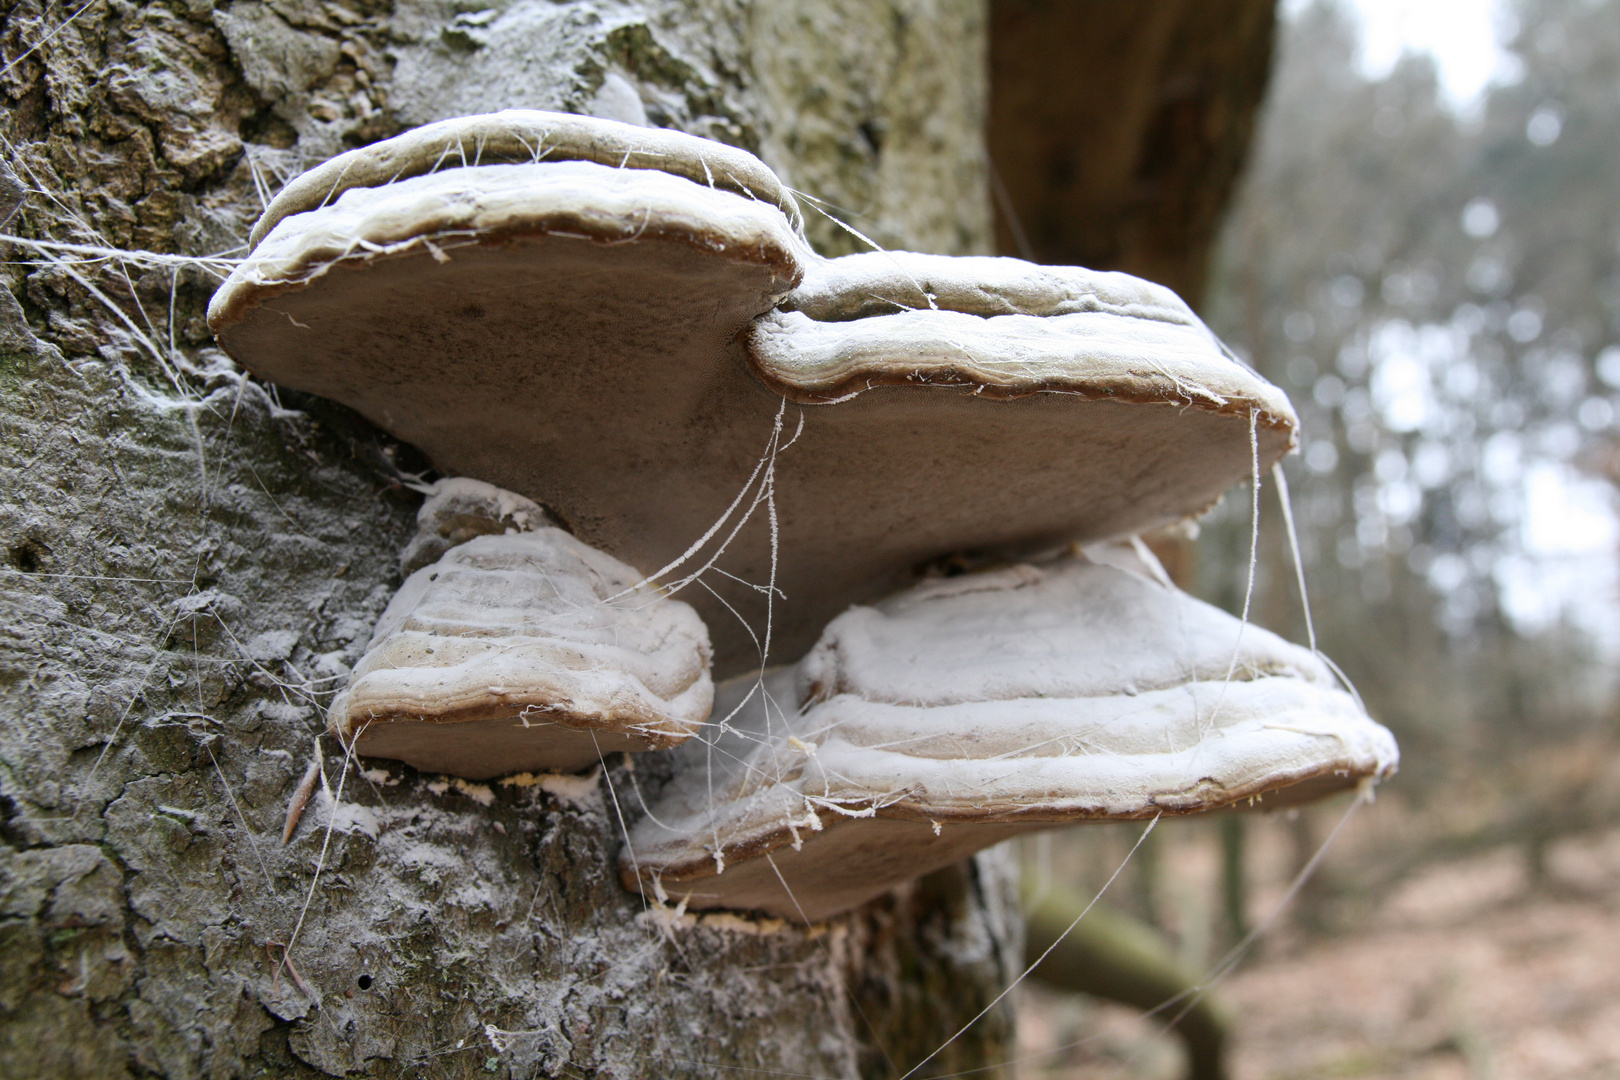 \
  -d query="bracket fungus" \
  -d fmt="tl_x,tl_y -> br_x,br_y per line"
622,544 -> 1397,921
208,109 -> 1296,674
206,110 -> 1397,915
330,479 -> 712,777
